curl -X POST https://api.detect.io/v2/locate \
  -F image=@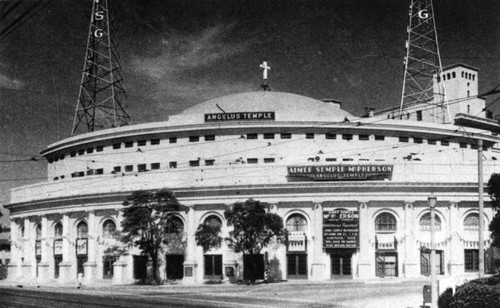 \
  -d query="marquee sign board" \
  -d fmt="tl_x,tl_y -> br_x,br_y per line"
323,209 -> 359,249
287,165 -> 393,181
204,112 -> 275,122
